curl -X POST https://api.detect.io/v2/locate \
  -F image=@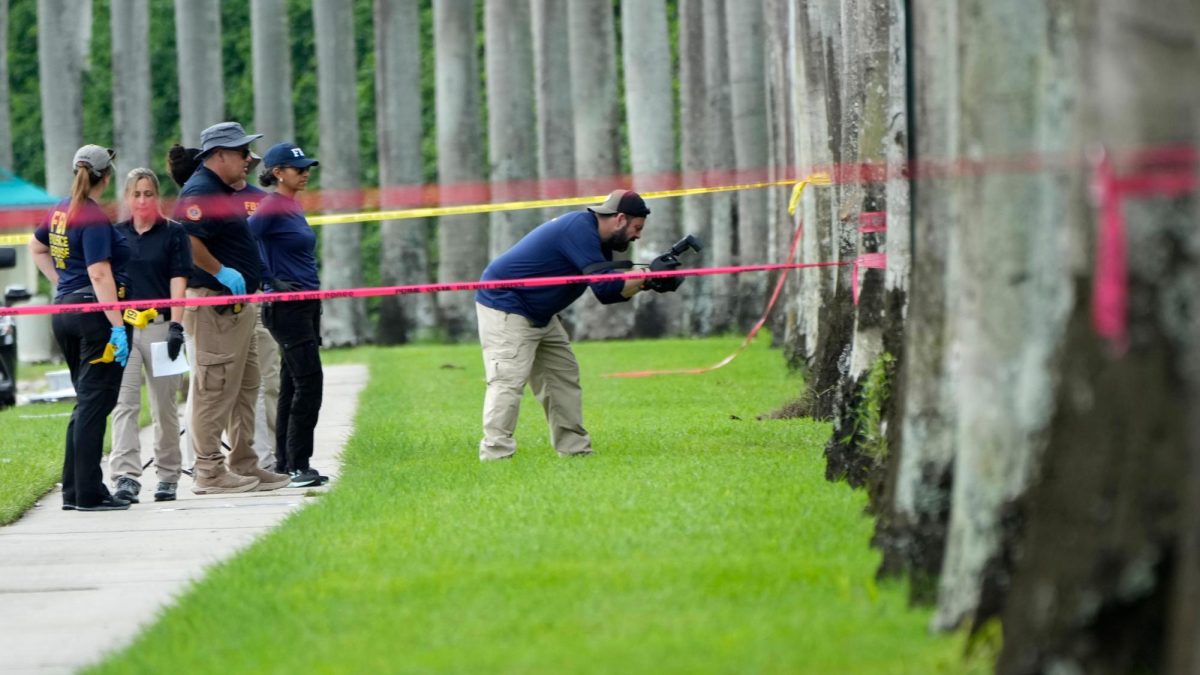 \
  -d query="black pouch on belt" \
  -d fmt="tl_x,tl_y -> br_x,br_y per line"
214,296 -> 244,315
